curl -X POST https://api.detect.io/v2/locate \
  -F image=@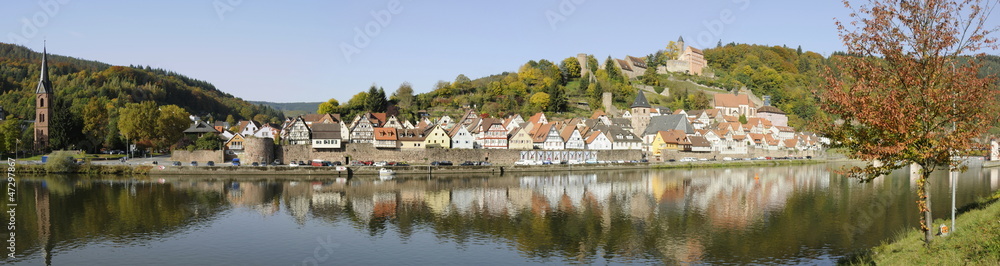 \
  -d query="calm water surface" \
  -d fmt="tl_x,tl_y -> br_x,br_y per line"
4,162 -> 999,265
